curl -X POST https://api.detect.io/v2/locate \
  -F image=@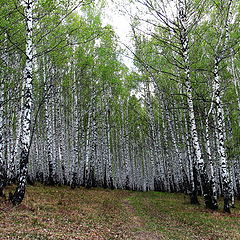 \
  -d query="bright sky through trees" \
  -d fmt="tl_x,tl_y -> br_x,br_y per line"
0,0 -> 239,218
102,0 -> 134,68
